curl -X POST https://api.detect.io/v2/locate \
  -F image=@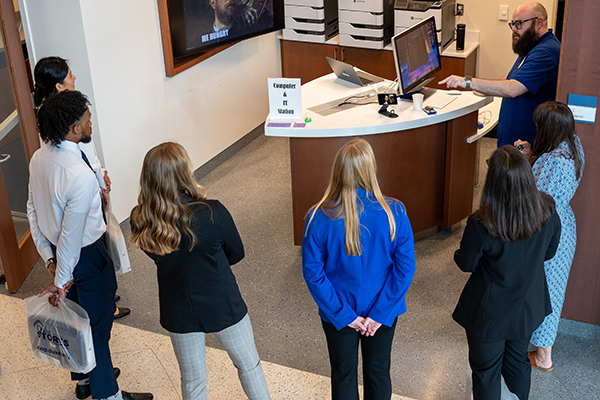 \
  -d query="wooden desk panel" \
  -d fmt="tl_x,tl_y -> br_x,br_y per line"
281,41 -> 336,84
340,46 -> 398,81
280,40 -> 479,91
289,117 -> 473,245
444,112 -> 478,227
